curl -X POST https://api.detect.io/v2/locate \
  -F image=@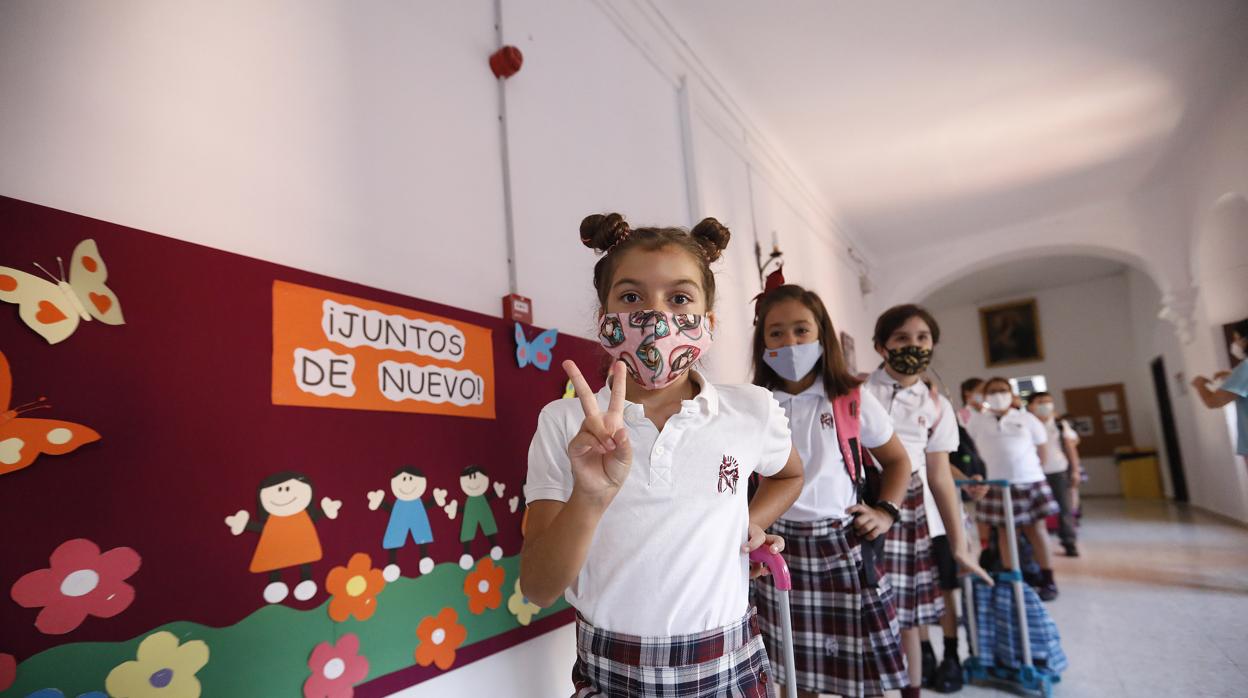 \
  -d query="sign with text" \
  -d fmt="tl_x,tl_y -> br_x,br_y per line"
272,280 -> 496,419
